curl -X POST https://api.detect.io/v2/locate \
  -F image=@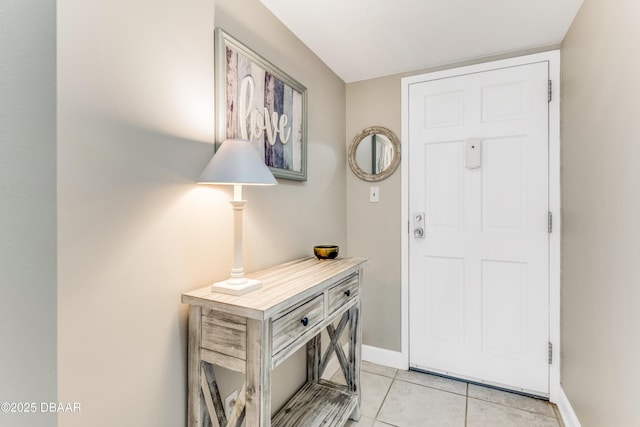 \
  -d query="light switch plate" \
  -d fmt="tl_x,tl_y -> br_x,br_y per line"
370,186 -> 380,202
